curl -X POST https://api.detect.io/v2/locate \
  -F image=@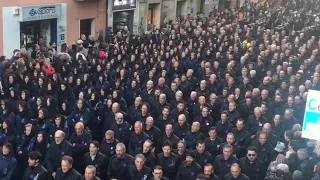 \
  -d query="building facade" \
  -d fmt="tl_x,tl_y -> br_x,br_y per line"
0,0 -> 106,57
108,0 -> 221,34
